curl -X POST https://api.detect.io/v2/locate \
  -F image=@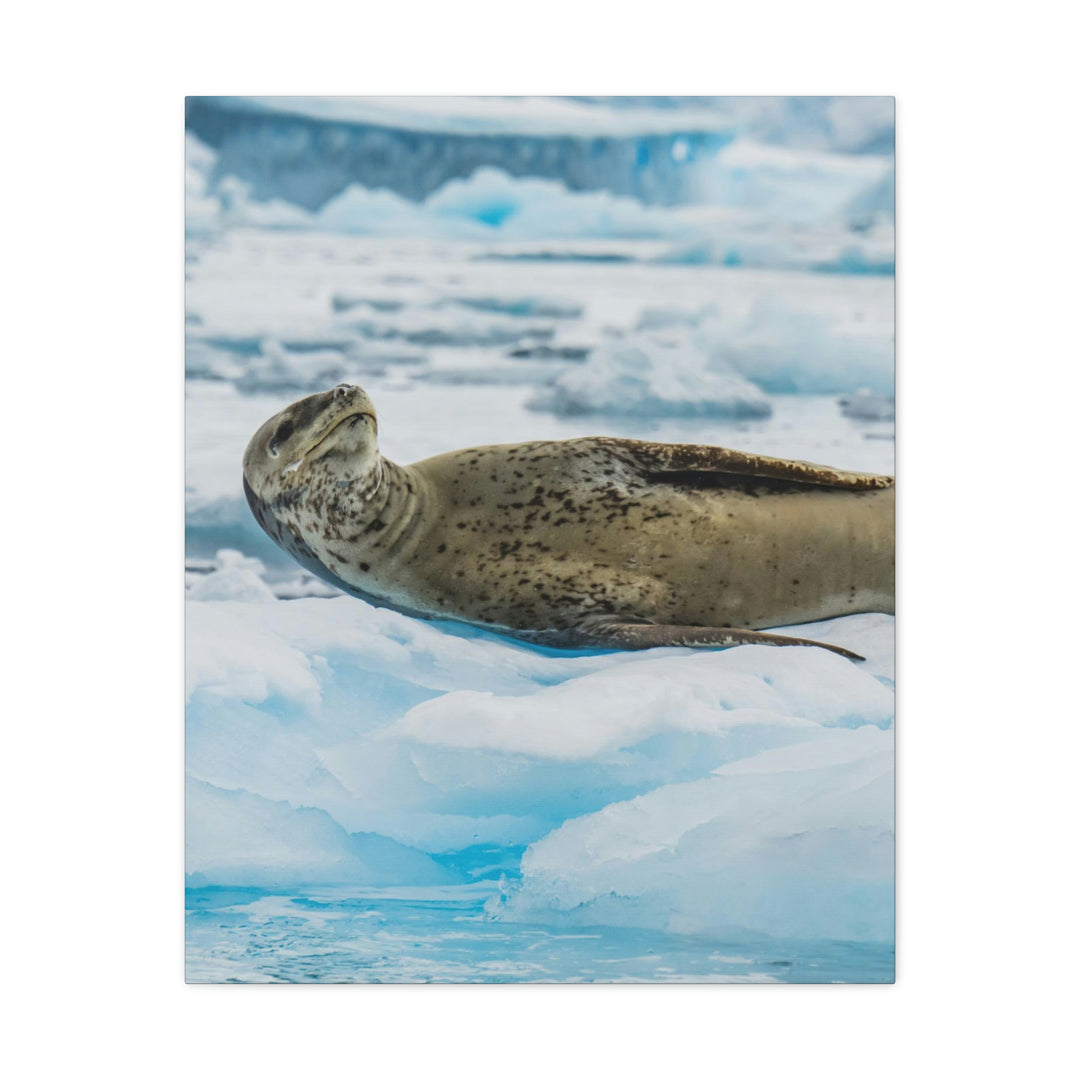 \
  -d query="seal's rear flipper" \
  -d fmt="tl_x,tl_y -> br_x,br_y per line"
587,436 -> 894,491
572,618 -> 865,661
